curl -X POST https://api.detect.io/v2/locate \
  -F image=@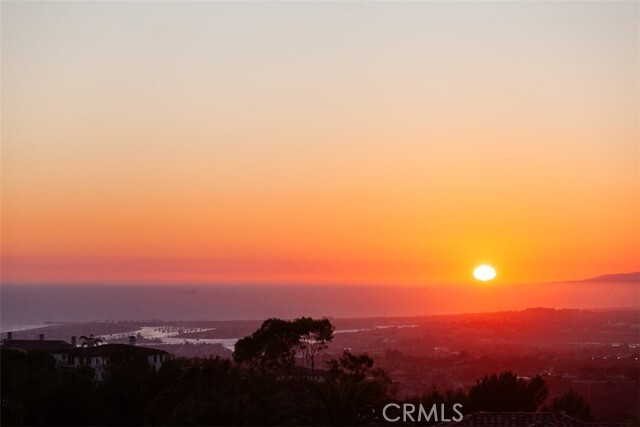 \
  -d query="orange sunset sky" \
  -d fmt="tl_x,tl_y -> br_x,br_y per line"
1,1 -> 638,286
